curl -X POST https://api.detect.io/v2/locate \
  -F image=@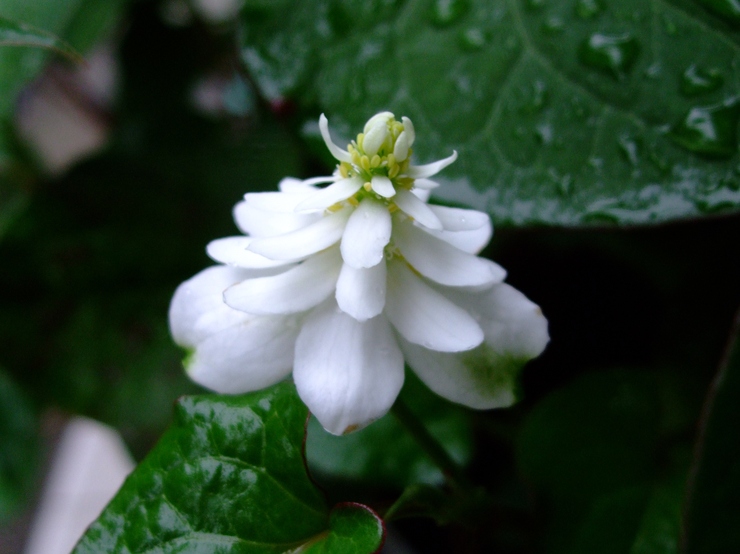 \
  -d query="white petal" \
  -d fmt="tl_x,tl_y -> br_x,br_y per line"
412,188 -> 431,203
404,151 -> 458,179
340,198 -> 392,268
400,337 -> 520,410
371,175 -> 395,198
169,265 -> 253,347
393,130 -> 411,162
363,112 -> 394,134
428,205 -> 490,232
385,260 -> 484,352
423,225 -> 493,255
247,206 -> 351,261
335,260 -> 386,321
233,201 -> 319,237
363,120 -> 389,157
319,113 -> 353,163
294,177 -> 363,212
278,177 -> 322,192
393,189 -> 443,230
413,179 -> 440,190
296,176 -> 336,188
187,313 -> 298,394
445,283 -> 549,360
224,247 -> 342,315
207,237 -> 295,269
401,116 -> 415,146
393,220 -> 506,287
244,190 -> 316,212
294,300 -> 404,435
